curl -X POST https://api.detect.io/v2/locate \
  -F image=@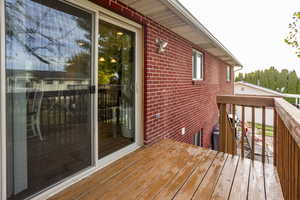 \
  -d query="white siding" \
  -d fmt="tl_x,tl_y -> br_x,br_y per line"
235,84 -> 277,96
